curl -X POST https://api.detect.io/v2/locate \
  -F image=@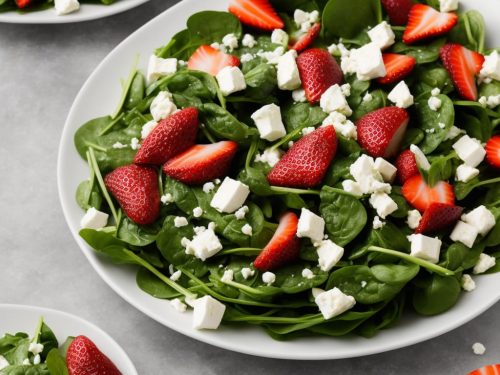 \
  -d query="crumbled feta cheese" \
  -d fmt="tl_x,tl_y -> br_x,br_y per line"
363,92 -> 373,102
472,342 -> 486,355
388,81 -> 414,108
277,50 -> 301,90
251,103 -> 287,141
216,66 -> 247,96
288,141 -> 294,148
342,180 -> 363,197
480,51 -> 500,81
428,96 -> 442,111
240,53 -> 255,63
221,269 -> 234,283
294,9 -> 310,25
349,154 -> 389,195
462,274 -> 476,292
302,127 -> 315,136
327,43 -> 338,55
33,355 -> 41,365
351,43 -> 386,80
452,135 -> 486,167
210,42 -> 222,51
271,29 -> 289,46
487,95 -> 500,108
242,34 -> 256,48
320,84 -> 352,115
0,356 -> 9,370
192,295 -> 226,330
174,216 -> 188,228
170,270 -> 182,281
408,234 -> 442,264
455,164 -> 479,183
257,47 -> 285,64
450,220 -> 478,248
29,343 -> 44,355
22,359 -> 30,365
361,280 -> 367,288
80,207 -> 109,230
407,209 -> 422,230
170,298 -> 187,313
322,111 -> 347,126
54,0 -> 79,15
150,91 -> 177,121
297,208 -> 325,242
438,122 -> 446,129
439,0 -> 458,12
141,120 -> 158,139
410,144 -> 431,171
315,287 -> 356,320
373,216 -> 385,229
367,21 -> 395,50
193,207 -> 203,218
202,182 -> 215,194
292,88 -> 307,102
301,268 -> 315,279
369,193 -> 398,219
444,125 -> 463,141
214,179 -> 221,185
234,206 -> 249,220
374,158 -> 397,183
340,83 -> 351,97
222,33 -> 238,52
147,55 -> 177,84
161,193 -> 173,204
462,206 -> 496,236
431,87 -> 441,96
474,253 -> 496,274
241,267 -> 255,280
332,120 -> 358,140
210,177 -> 250,213
241,224 -> 253,236
186,227 -> 223,261
262,271 -> 276,285
294,9 -> 318,32
479,96 -> 488,107
112,142 -> 128,149
130,137 -> 140,150
316,240 -> 344,272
